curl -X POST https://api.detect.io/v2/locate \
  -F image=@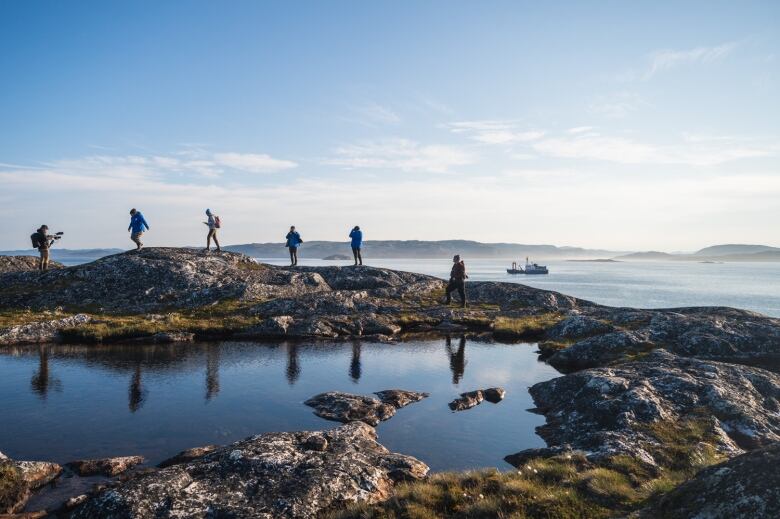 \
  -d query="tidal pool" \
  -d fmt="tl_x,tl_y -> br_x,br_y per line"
0,338 -> 559,473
